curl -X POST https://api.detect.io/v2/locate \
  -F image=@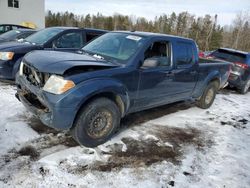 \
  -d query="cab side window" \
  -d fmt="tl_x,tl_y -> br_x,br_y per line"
53,32 -> 83,48
176,42 -> 194,66
143,41 -> 171,67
